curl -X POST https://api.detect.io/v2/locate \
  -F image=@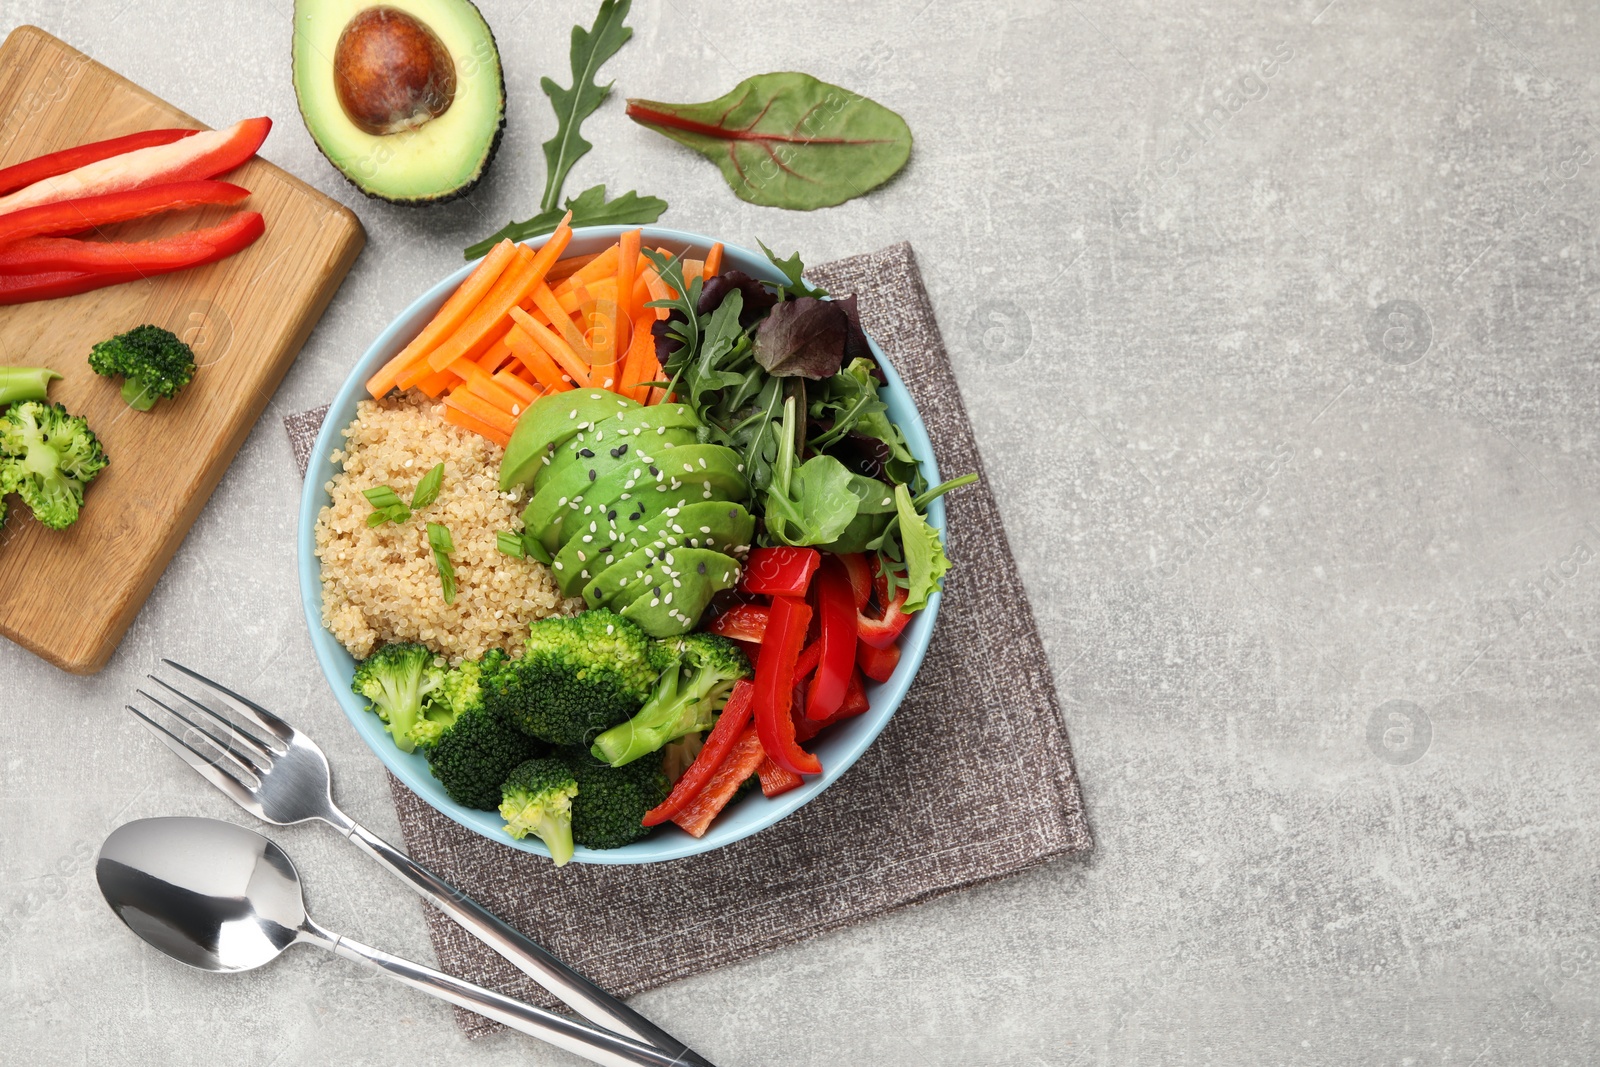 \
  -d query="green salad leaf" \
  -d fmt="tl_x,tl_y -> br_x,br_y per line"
892,483 -> 950,612
627,73 -> 913,210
